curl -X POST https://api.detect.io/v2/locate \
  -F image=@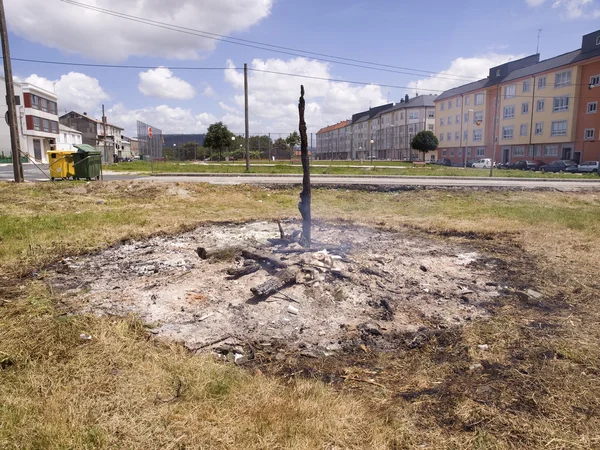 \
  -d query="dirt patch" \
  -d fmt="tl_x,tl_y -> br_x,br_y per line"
49,221 -> 504,358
